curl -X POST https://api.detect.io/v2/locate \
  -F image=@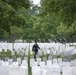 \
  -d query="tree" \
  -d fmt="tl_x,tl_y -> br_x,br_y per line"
2,0 -> 30,10
0,0 -> 30,41
57,23 -> 74,39
32,14 -> 58,40
8,26 -> 23,42
0,28 -> 5,40
40,0 -> 76,42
